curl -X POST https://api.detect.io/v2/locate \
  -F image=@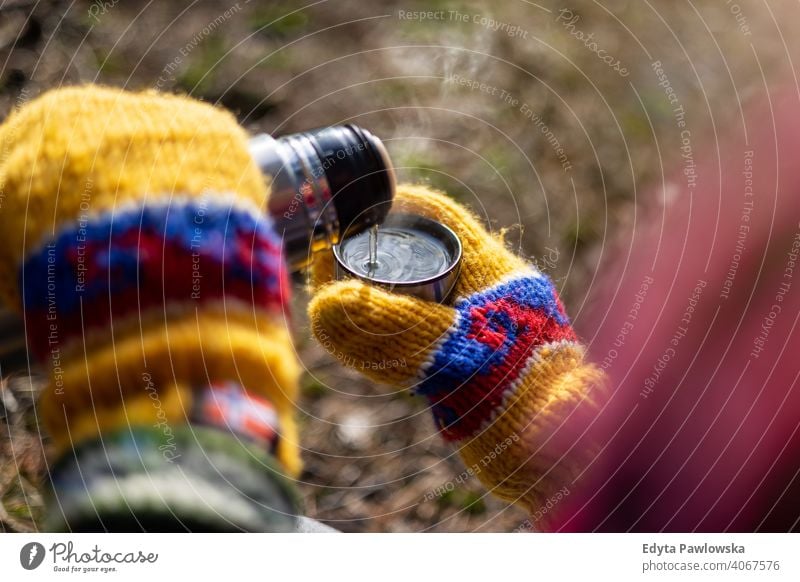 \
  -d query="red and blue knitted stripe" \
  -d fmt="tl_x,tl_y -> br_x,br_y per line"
22,197 -> 288,358
416,274 -> 577,441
